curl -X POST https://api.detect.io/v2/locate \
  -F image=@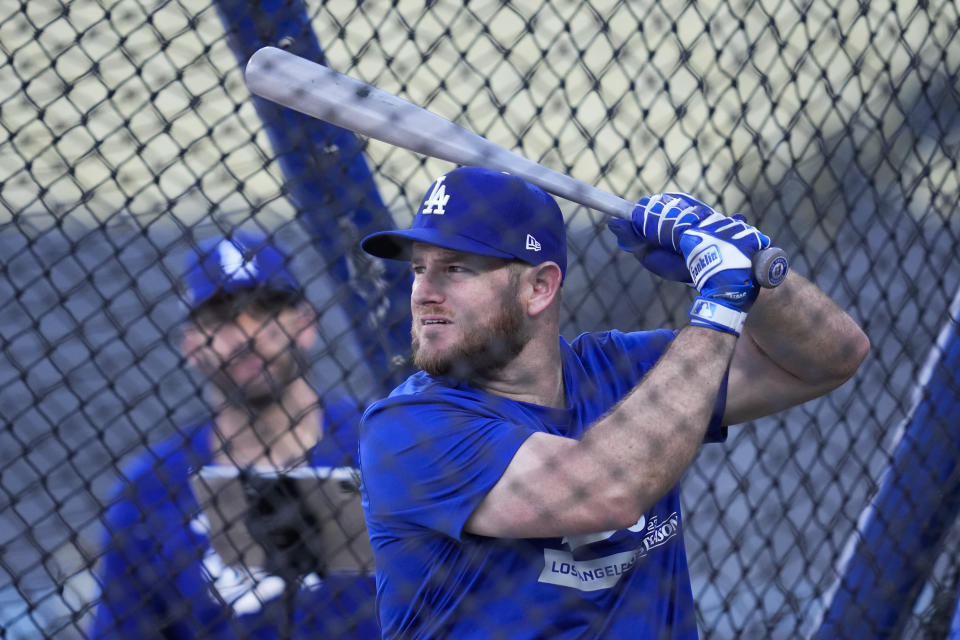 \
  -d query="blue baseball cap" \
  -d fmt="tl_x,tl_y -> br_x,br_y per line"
361,167 -> 567,278
183,231 -> 300,309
